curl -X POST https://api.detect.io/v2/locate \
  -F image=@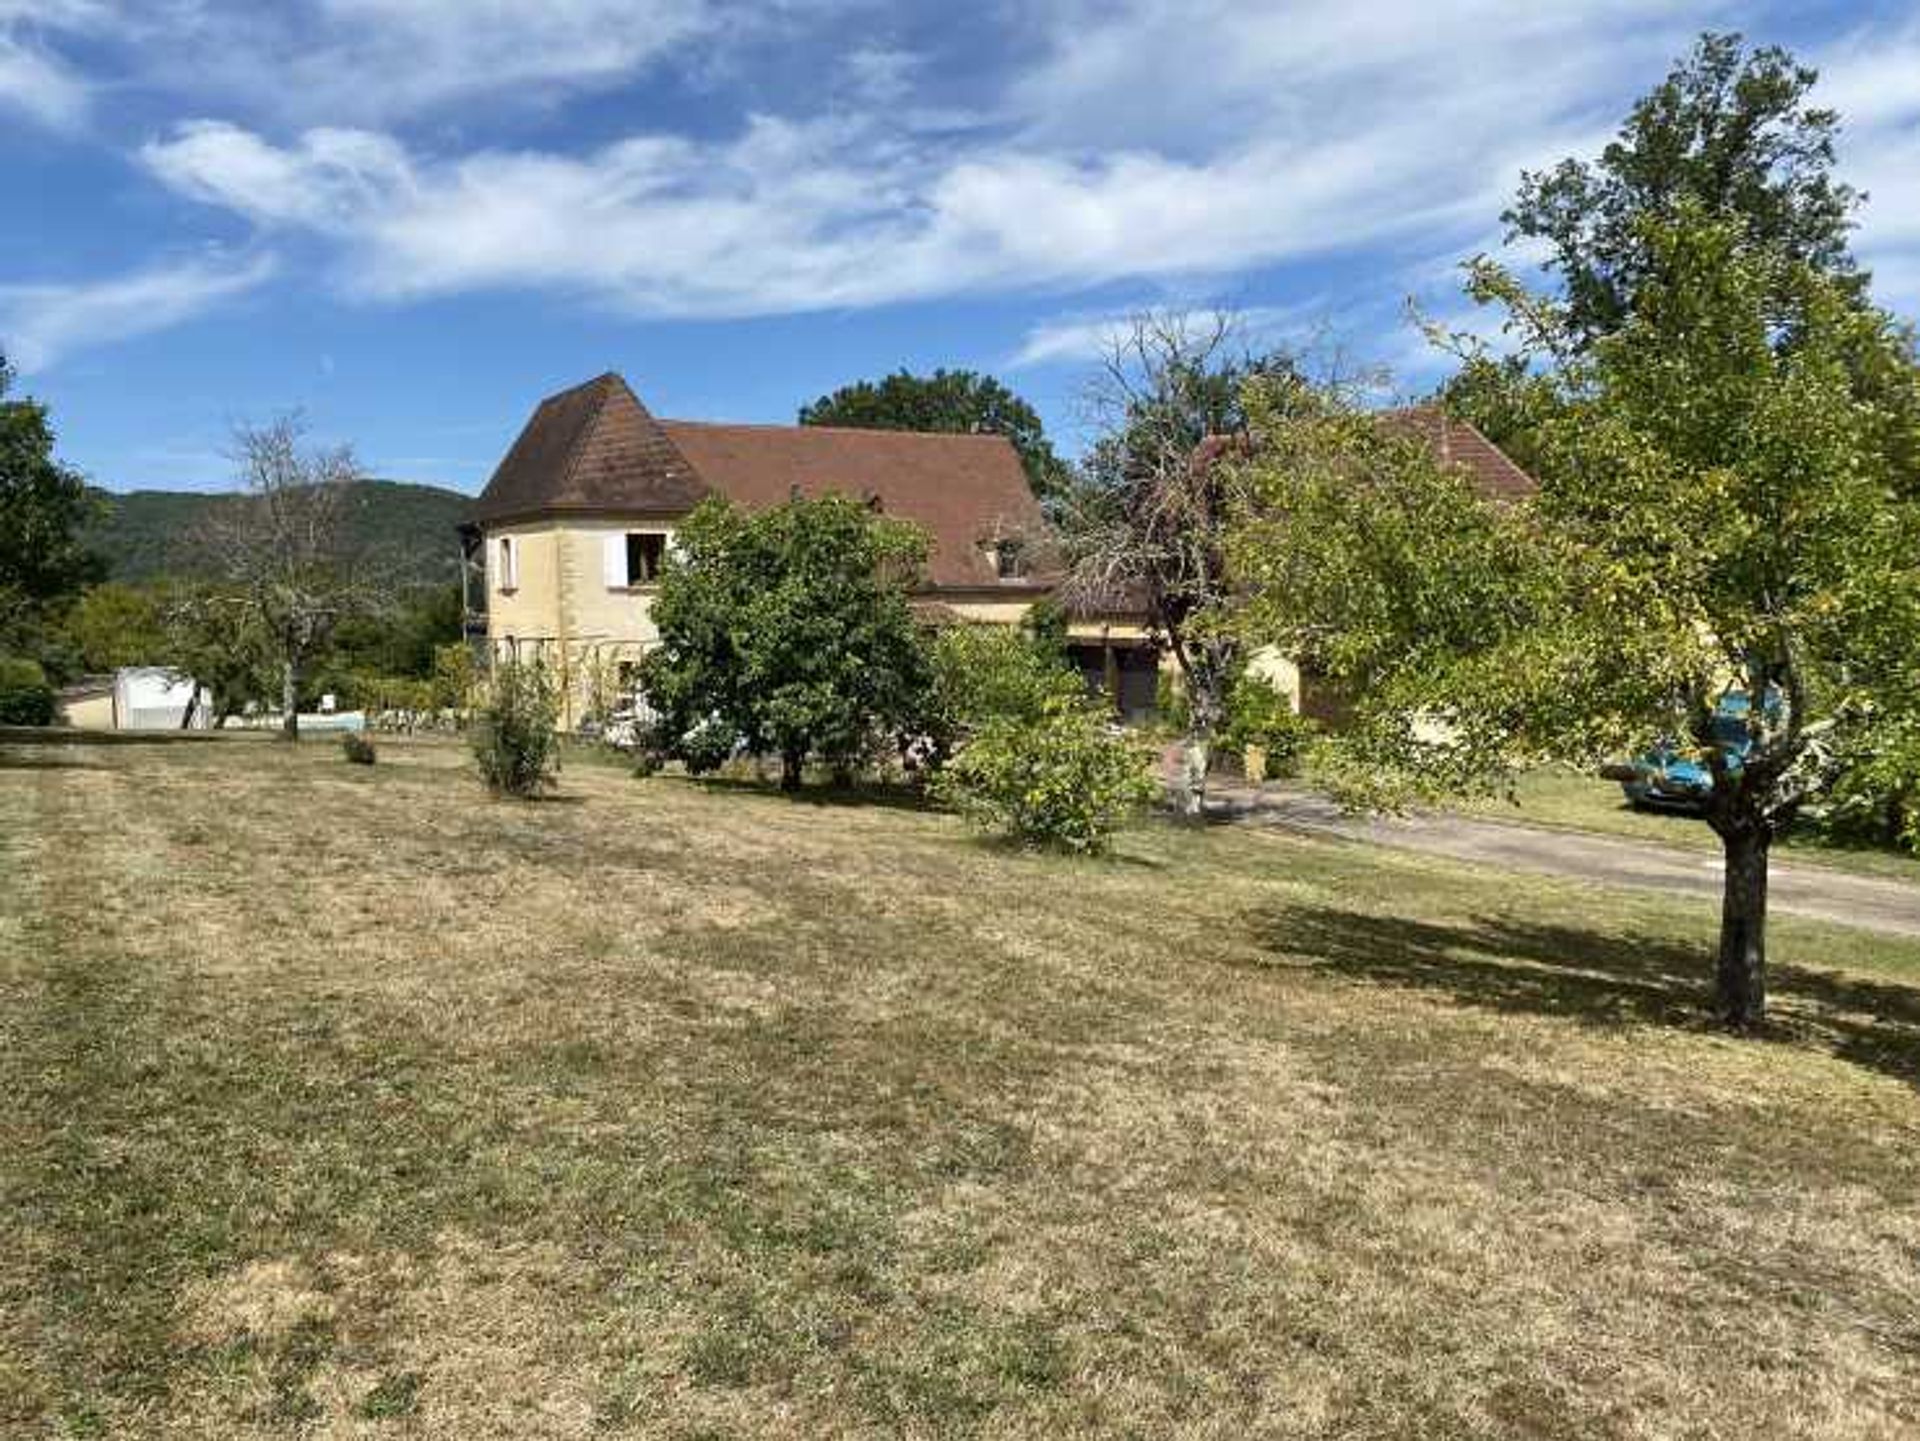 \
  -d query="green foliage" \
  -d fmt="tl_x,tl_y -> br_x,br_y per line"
80,480 -> 470,587
472,658 -> 561,797
1799,713 -> 1920,853
799,368 -> 1070,500
340,731 -> 377,765
430,642 -> 478,712
0,356 -> 103,672
0,656 -> 55,725
642,494 -> 931,790
325,583 -> 462,684
934,698 -> 1157,853
924,624 -> 1085,749
67,583 -> 168,672
1233,209 -> 1920,1024
156,587 -> 277,724
1506,32 -> 1864,350
1220,671 -> 1317,777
